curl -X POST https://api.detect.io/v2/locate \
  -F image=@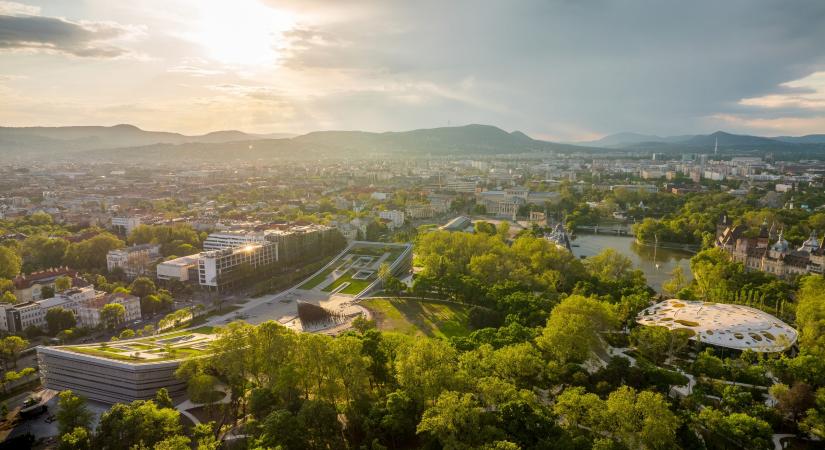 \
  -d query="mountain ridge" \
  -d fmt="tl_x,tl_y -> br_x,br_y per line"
3,123 -> 825,161
578,130 -> 825,151
0,124 -> 295,155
